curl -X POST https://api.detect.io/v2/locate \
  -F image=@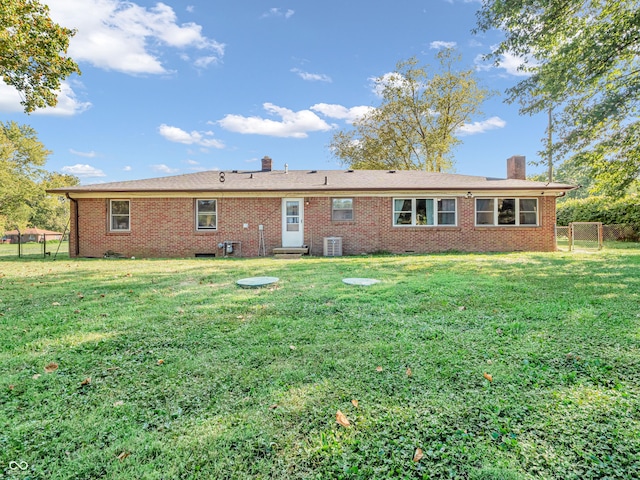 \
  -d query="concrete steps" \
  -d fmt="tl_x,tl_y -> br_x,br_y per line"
273,246 -> 309,259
